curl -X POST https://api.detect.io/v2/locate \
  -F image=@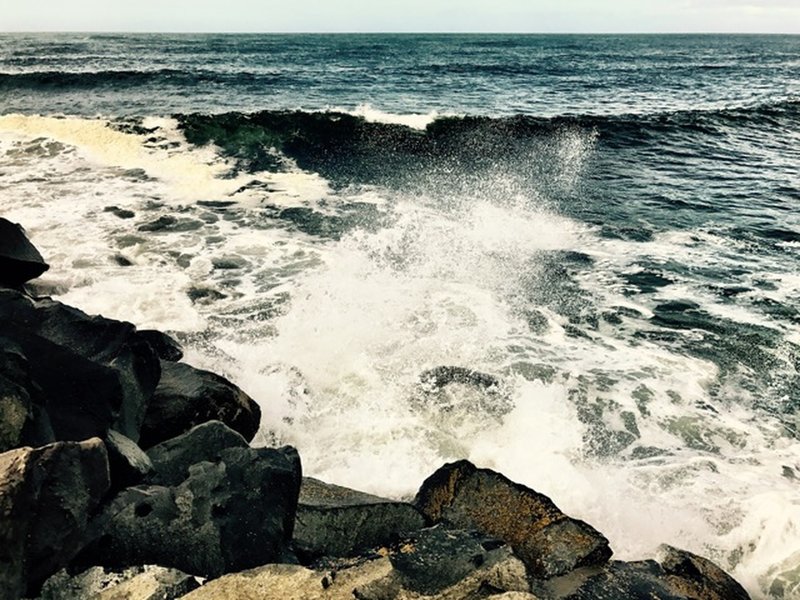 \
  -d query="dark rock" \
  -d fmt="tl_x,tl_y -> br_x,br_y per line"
0,290 -> 161,442
659,545 -> 750,600
104,430 -> 153,491
0,219 -> 49,287
104,206 -> 136,219
138,216 -> 203,232
78,445 -> 301,578
37,565 -> 198,600
211,256 -> 249,270
293,477 -> 425,561
0,438 -> 110,599
186,287 -> 227,304
536,551 -> 751,600
415,460 -> 612,579
135,329 -> 184,362
146,420 -> 248,486
139,361 -> 261,449
113,254 -> 134,267
389,526 -> 509,595
0,337 -> 43,452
